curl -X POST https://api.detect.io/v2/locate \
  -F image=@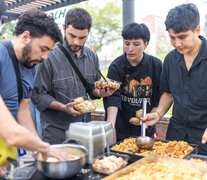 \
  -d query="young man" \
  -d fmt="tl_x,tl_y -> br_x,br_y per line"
0,10 -> 62,138
103,23 -> 162,141
32,8 -> 115,144
142,3 -> 207,155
